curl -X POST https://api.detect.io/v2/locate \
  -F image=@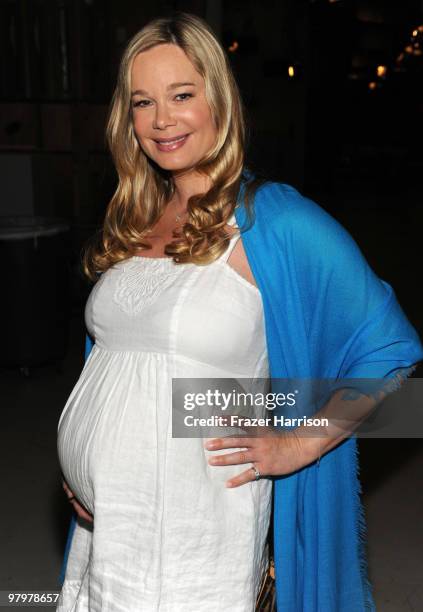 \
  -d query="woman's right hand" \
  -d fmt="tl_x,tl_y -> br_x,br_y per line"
62,479 -> 94,523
